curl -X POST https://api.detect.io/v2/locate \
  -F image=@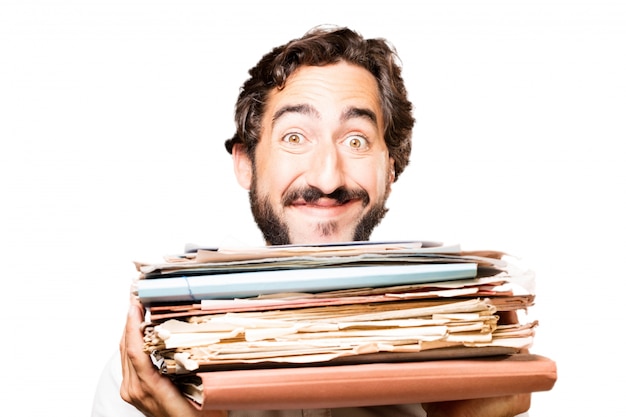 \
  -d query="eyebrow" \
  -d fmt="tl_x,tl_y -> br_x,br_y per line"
341,106 -> 378,127
272,104 -> 379,127
272,104 -> 319,126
